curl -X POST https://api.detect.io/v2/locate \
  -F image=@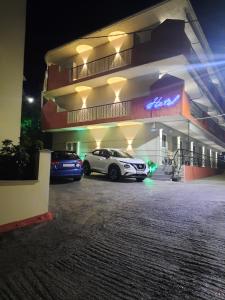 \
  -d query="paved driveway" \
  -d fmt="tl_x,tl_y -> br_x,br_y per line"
0,174 -> 225,299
